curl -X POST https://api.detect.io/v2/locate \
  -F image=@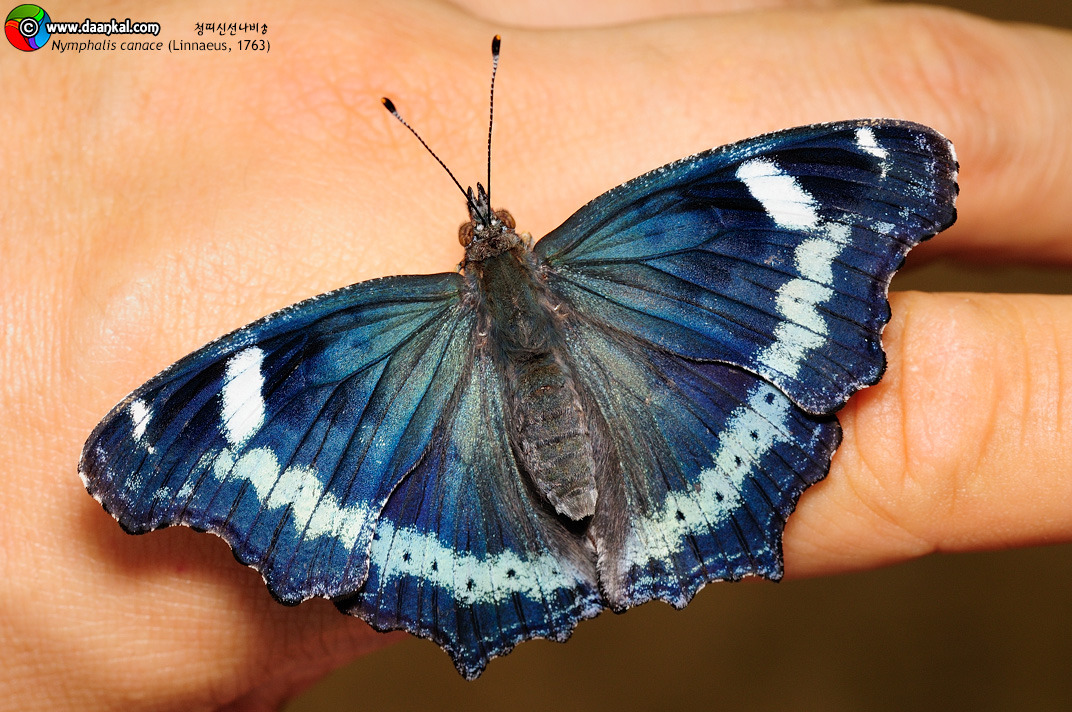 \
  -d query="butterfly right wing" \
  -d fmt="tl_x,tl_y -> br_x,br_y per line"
80,273 -> 471,605
532,120 -> 955,610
